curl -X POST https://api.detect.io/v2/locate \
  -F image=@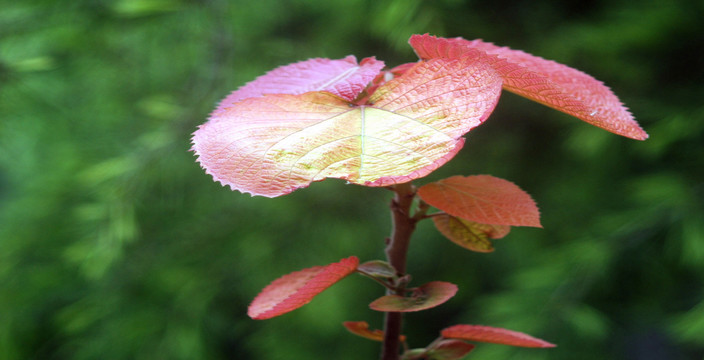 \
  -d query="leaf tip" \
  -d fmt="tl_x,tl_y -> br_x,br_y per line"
441,324 -> 556,348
